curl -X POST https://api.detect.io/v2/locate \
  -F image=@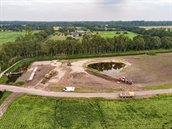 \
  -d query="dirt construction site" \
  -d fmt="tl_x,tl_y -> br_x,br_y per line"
18,53 -> 172,93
